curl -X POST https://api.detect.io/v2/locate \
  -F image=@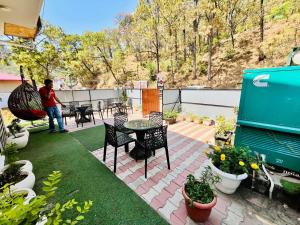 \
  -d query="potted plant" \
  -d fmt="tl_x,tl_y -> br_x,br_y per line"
202,116 -> 214,126
0,144 -> 35,190
186,113 -> 197,122
182,167 -> 220,222
207,145 -> 260,194
215,116 -> 235,146
6,132 -> 29,149
0,171 -> 93,225
163,110 -> 179,124
7,119 -> 29,137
